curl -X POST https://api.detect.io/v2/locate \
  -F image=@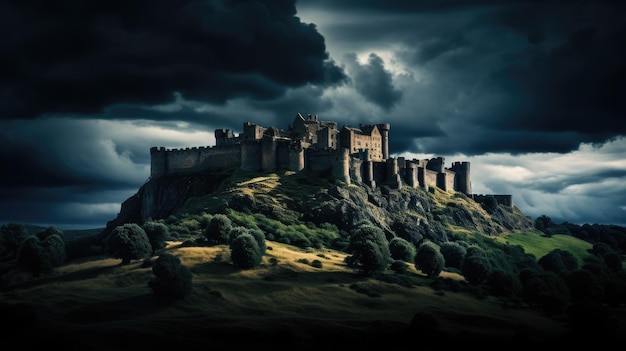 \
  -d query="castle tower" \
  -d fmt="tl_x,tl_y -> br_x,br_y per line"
450,161 -> 472,195
150,147 -> 167,178
332,148 -> 351,185
376,123 -> 390,160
